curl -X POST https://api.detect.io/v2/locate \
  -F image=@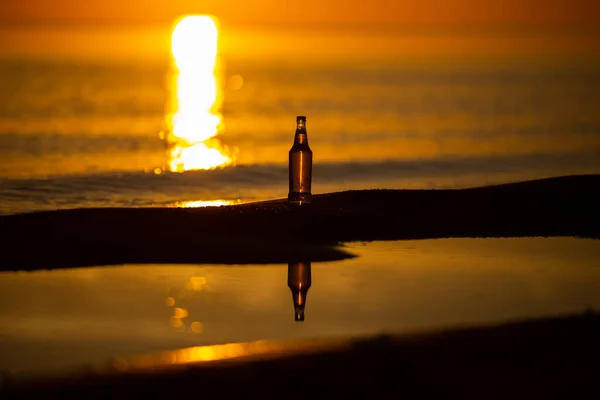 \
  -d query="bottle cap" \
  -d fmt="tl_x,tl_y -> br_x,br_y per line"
296,116 -> 307,121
